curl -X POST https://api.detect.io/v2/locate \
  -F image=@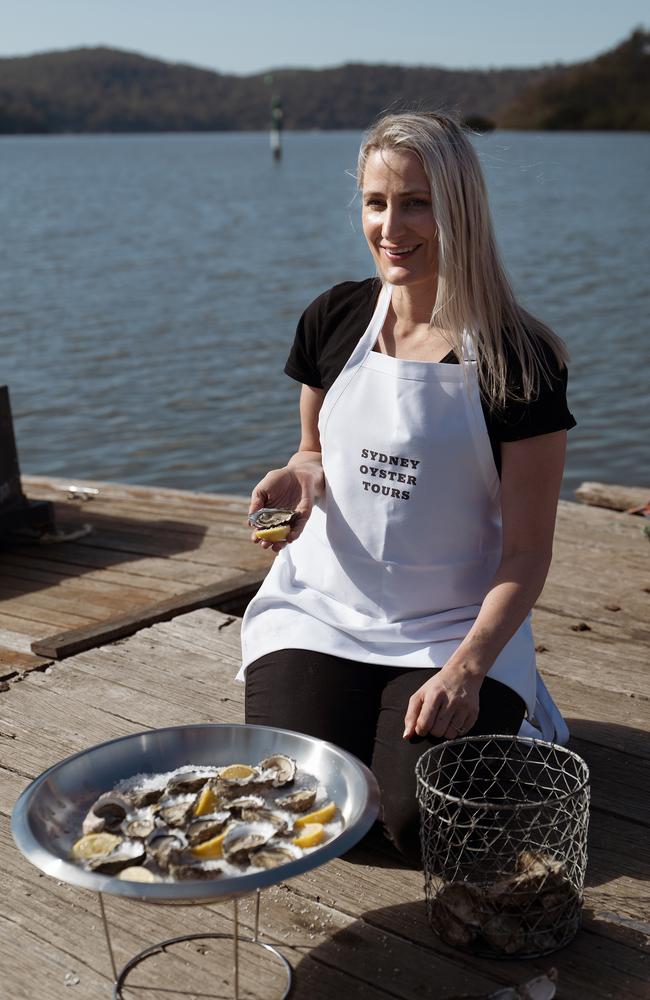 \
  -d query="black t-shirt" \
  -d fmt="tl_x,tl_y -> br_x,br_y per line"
284,278 -> 576,476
